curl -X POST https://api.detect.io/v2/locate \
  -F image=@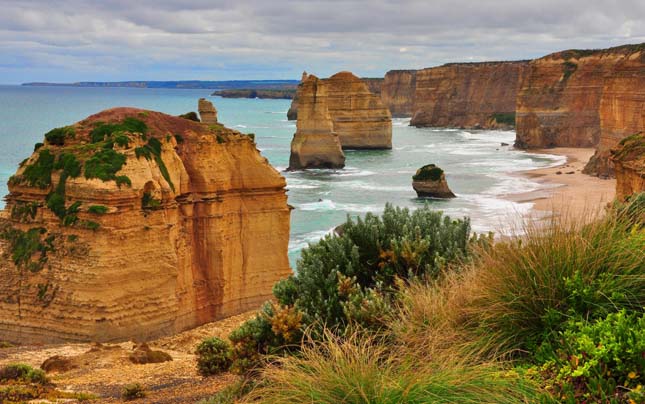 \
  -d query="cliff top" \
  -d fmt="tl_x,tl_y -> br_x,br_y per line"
542,42 -> 645,61
612,132 -> 645,174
